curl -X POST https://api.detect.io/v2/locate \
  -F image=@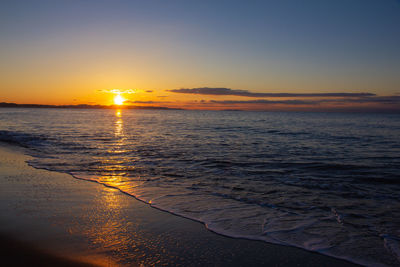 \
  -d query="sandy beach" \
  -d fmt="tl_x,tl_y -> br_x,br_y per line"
0,142 -> 359,266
